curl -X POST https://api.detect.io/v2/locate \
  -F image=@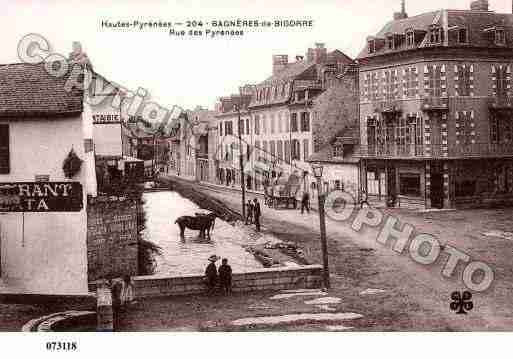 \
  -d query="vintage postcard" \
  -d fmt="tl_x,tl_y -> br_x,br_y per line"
1,0 -> 513,356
